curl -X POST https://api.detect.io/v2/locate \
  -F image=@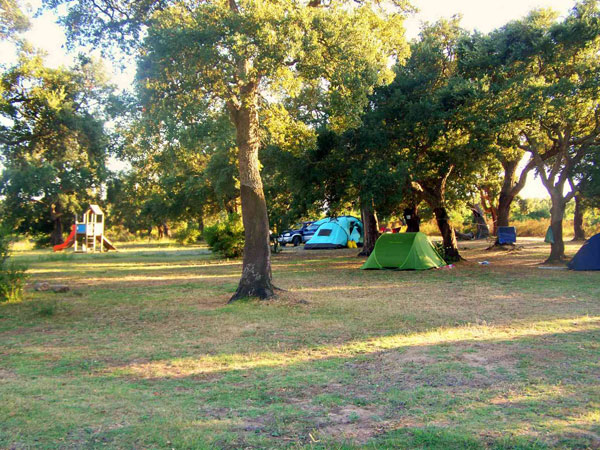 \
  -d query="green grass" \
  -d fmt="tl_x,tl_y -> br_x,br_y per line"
0,239 -> 599,448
